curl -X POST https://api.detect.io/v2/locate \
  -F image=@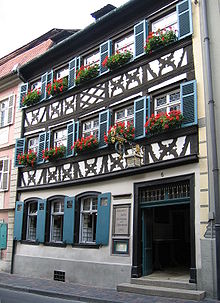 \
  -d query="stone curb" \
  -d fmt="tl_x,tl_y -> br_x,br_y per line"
0,283 -> 119,303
